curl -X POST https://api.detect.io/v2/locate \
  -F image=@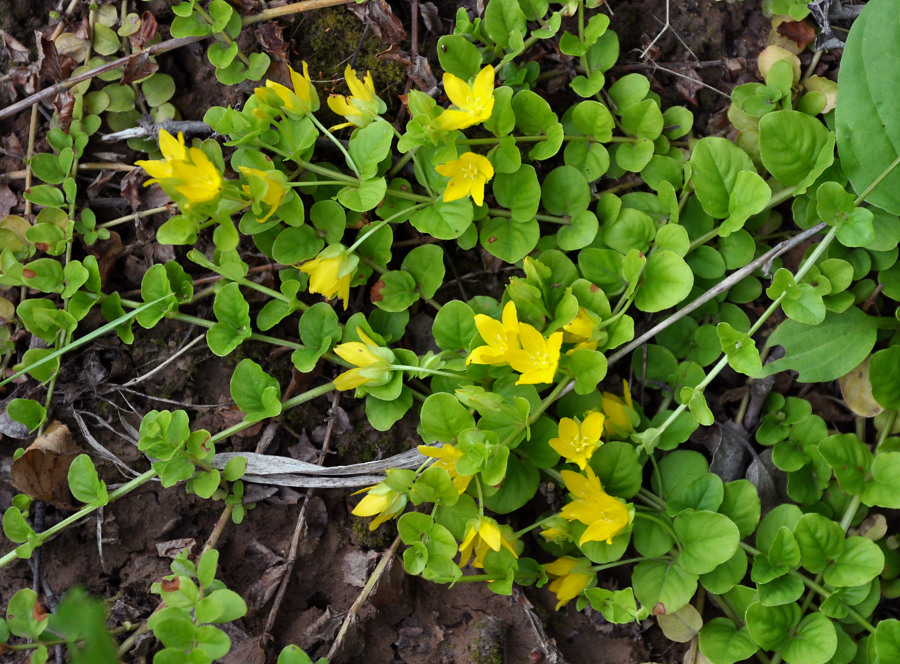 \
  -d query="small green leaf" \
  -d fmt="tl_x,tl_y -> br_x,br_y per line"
206,282 -> 252,356
673,511 -> 740,575
68,454 -> 108,505
230,359 -> 282,423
